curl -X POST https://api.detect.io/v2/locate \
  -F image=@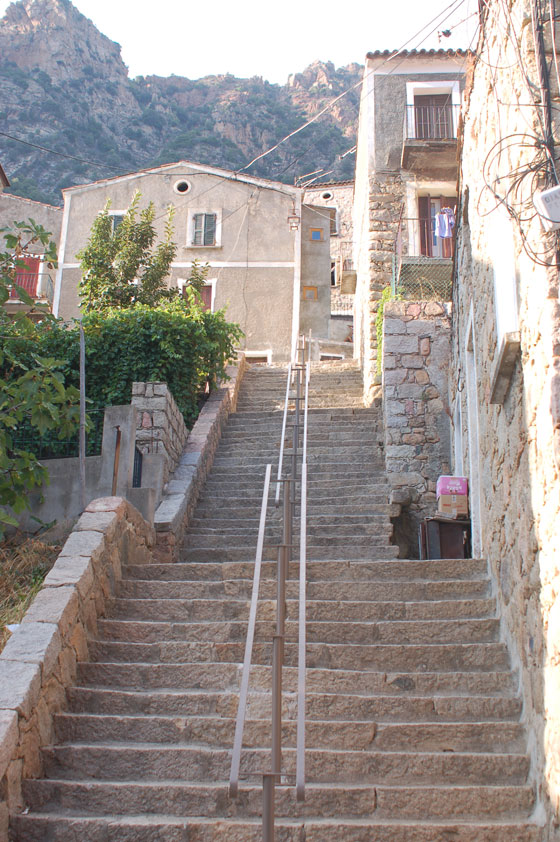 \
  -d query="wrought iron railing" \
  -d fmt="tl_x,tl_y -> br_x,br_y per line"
230,335 -> 309,840
404,103 -> 460,141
